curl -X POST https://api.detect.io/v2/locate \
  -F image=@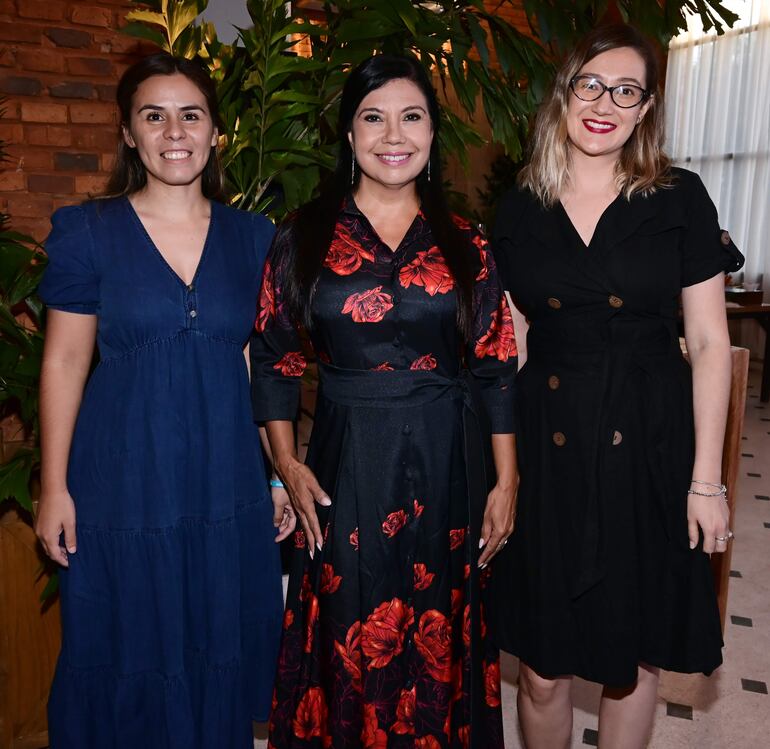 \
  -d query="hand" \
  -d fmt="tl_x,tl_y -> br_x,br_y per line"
478,479 -> 518,568
271,483 -> 296,542
35,489 -> 77,567
276,457 -> 331,558
688,493 -> 730,554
